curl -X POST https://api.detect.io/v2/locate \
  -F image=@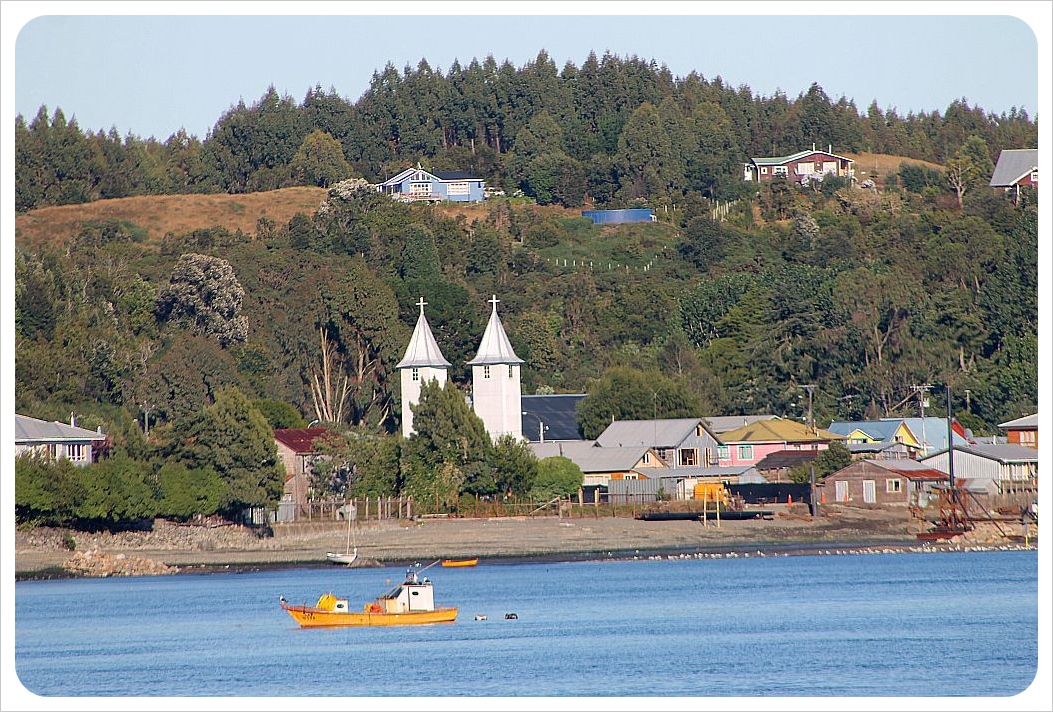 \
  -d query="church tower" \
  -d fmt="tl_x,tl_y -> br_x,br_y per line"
467,295 -> 524,440
397,298 -> 451,437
